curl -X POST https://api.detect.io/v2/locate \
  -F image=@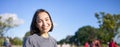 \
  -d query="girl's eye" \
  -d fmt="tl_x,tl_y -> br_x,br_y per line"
46,19 -> 48,21
37,20 -> 42,23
